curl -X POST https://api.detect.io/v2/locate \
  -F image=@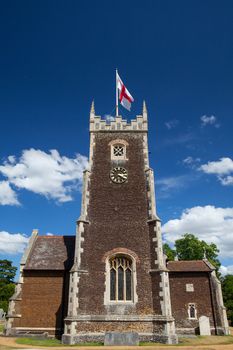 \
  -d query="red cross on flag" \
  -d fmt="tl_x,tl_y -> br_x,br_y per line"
116,72 -> 134,111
